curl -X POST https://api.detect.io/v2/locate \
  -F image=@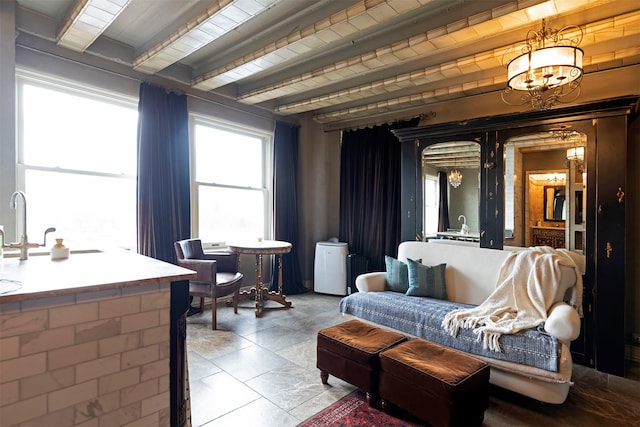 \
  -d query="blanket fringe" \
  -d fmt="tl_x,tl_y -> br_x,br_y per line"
444,313 -> 504,352
442,312 -> 483,337
478,330 -> 502,352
